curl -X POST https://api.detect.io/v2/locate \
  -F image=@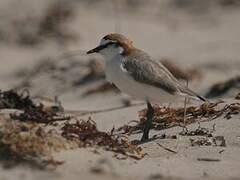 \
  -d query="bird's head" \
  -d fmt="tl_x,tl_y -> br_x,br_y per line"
87,33 -> 134,60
